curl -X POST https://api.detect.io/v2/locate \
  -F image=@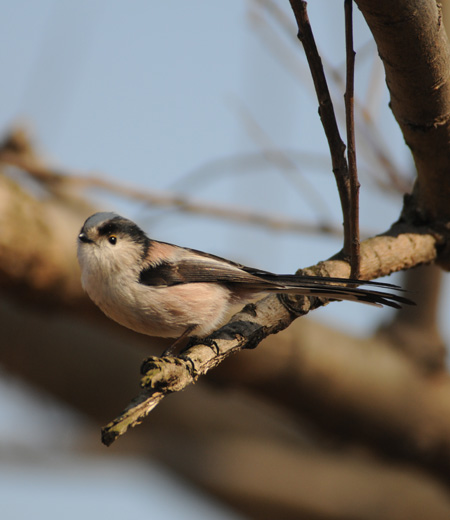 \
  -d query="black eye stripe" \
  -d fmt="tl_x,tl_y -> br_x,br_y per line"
93,217 -> 150,257
98,222 -> 119,236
